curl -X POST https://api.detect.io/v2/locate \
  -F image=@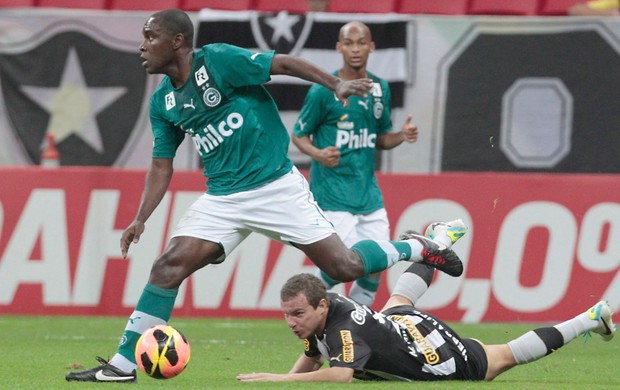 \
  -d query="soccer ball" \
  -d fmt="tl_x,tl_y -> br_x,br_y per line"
135,324 -> 191,379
